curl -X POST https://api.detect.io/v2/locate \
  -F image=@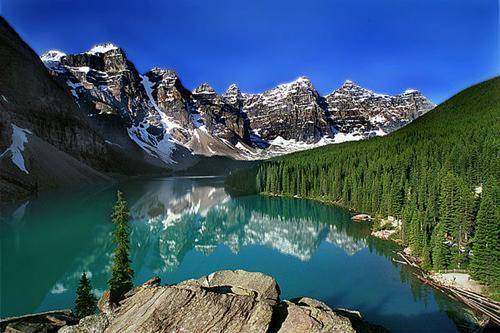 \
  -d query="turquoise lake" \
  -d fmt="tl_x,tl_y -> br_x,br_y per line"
0,177 -> 480,332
